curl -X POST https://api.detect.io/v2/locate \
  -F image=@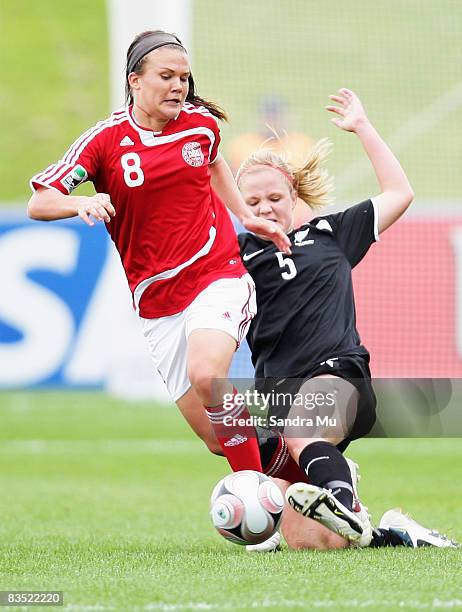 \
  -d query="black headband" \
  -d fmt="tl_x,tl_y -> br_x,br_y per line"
126,32 -> 186,76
